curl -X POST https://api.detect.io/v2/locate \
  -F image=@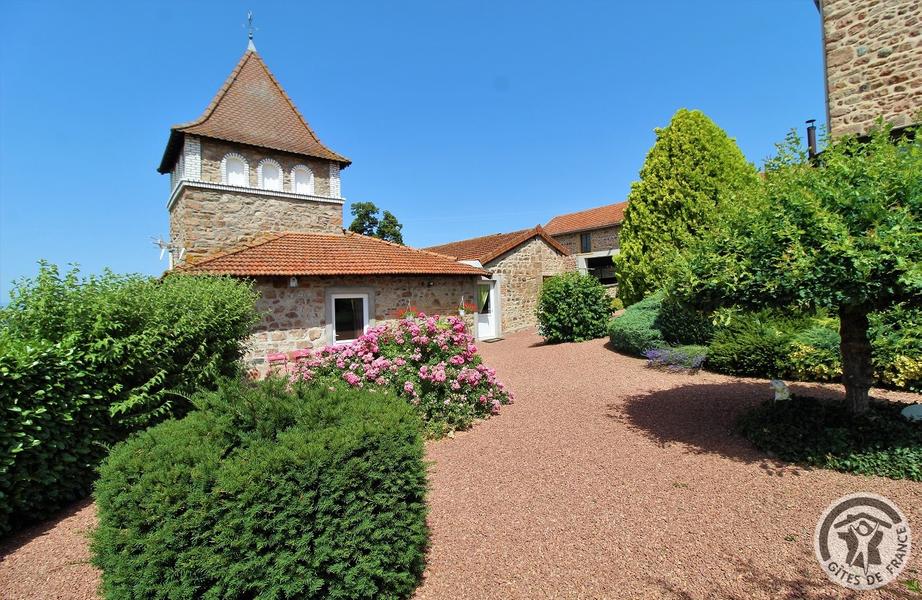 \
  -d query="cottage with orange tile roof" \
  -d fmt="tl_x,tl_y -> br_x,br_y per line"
159,41 -> 487,361
425,226 -> 572,336
544,201 -> 627,289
